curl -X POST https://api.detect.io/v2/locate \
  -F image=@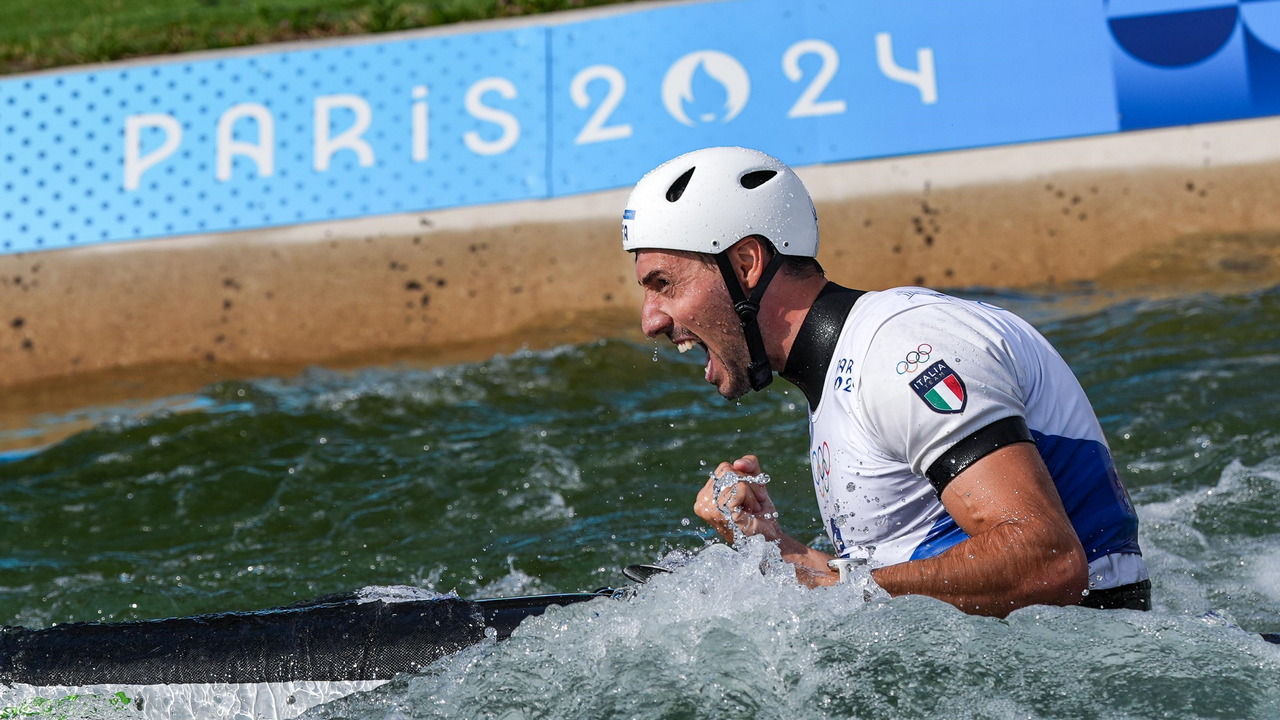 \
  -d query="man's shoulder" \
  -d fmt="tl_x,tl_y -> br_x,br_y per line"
841,288 -> 967,360
847,287 -> 960,329
845,288 -> 1023,389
